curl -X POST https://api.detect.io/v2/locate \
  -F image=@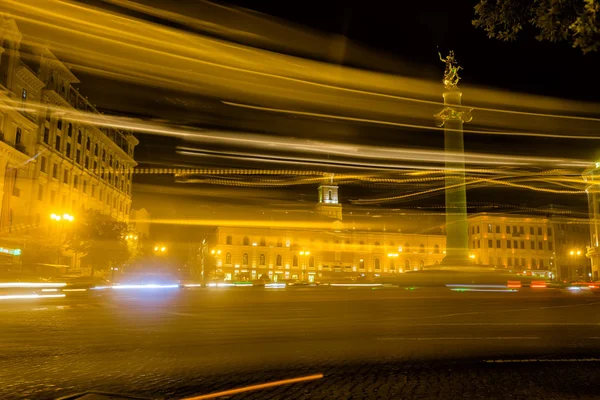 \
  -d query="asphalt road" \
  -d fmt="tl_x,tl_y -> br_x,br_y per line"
1,287 -> 600,399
